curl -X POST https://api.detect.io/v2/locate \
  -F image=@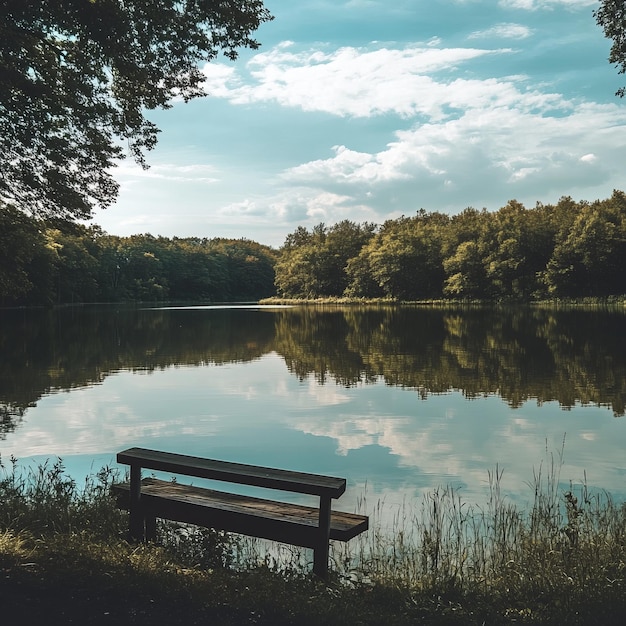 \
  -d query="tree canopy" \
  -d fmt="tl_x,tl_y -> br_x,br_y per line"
0,0 -> 272,220
595,0 -> 626,97
274,192 -> 626,301
0,202 -> 278,306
